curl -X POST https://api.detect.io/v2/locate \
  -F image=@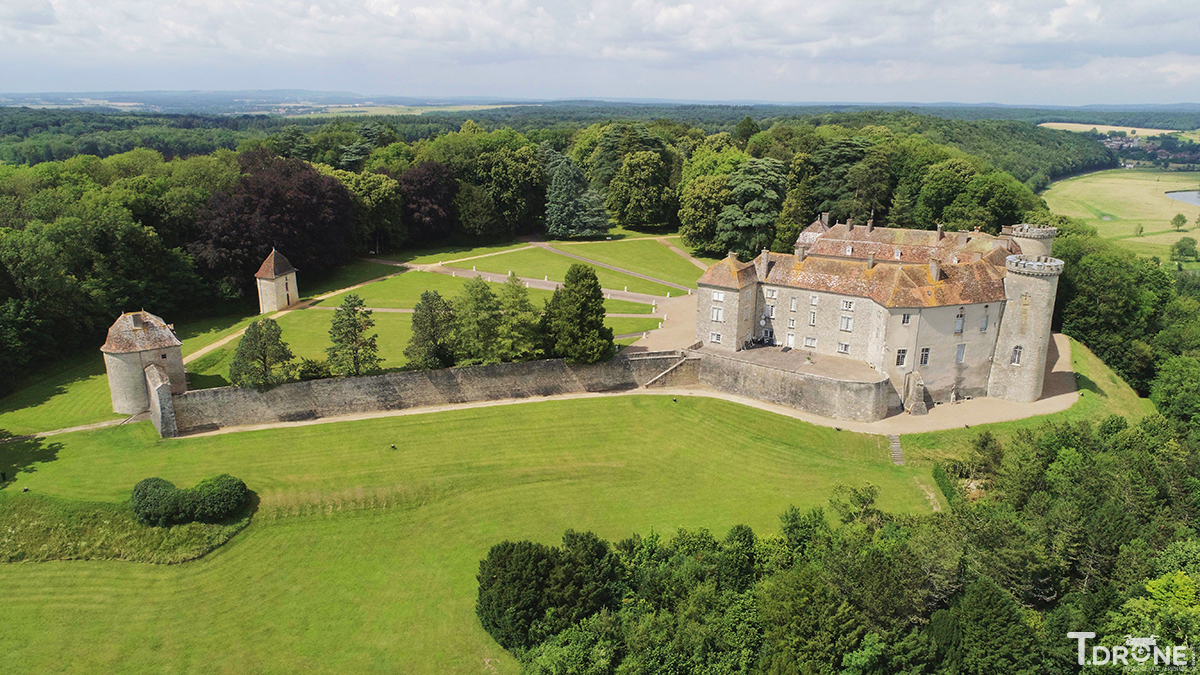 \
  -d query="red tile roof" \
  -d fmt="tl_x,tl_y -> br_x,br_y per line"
254,249 -> 297,279
696,252 -> 759,289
